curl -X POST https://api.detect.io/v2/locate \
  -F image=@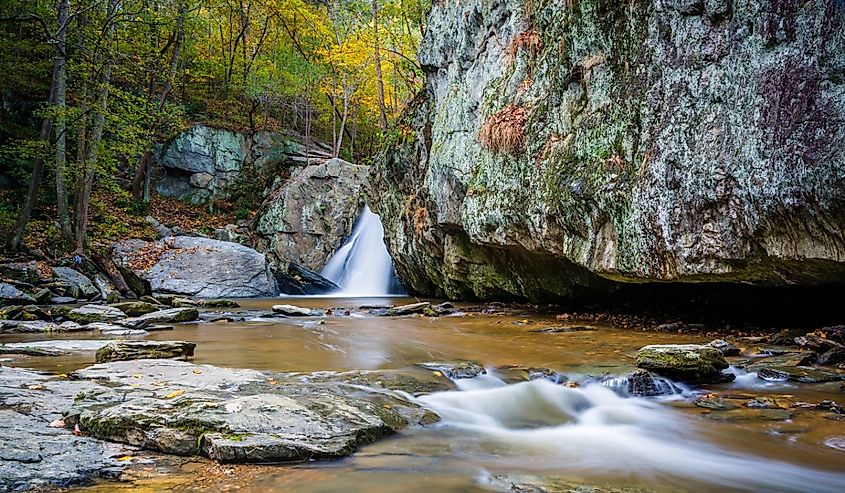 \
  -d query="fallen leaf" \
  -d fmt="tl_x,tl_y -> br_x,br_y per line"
27,384 -> 45,391
116,455 -> 134,462
432,371 -> 443,377
165,389 -> 185,399
72,424 -> 82,436
48,419 -> 65,428
192,369 -> 202,374
133,373 -> 143,379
